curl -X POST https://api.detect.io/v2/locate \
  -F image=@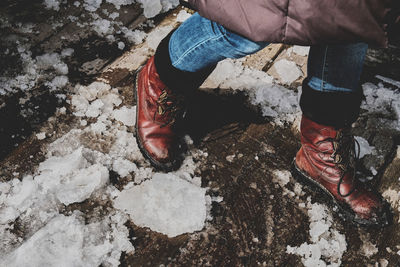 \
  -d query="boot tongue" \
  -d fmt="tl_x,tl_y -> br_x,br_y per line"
332,129 -> 361,198
334,129 -> 356,165
146,57 -> 168,100
153,89 -> 185,127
